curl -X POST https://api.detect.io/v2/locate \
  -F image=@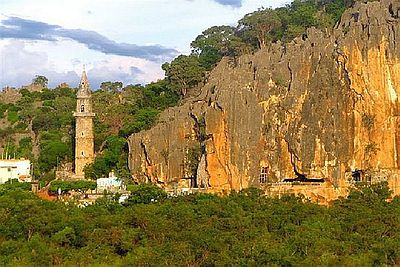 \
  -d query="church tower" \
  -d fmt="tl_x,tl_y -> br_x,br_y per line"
73,70 -> 95,178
